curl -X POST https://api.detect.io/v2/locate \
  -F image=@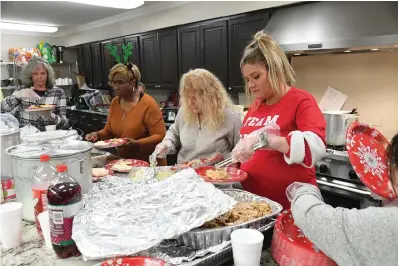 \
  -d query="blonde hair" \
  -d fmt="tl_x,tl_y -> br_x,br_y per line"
108,63 -> 141,86
240,31 -> 295,96
179,69 -> 233,131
